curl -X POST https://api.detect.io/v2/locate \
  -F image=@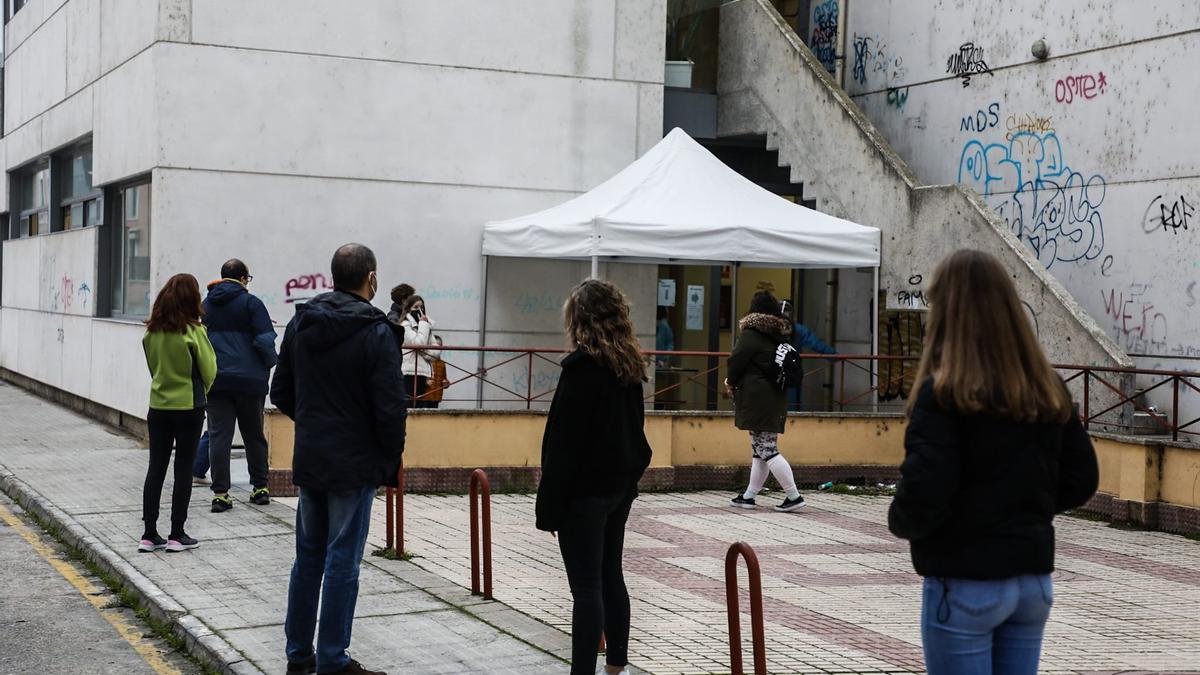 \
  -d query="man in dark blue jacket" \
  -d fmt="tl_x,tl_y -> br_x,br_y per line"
271,244 -> 405,675
203,259 -> 278,512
